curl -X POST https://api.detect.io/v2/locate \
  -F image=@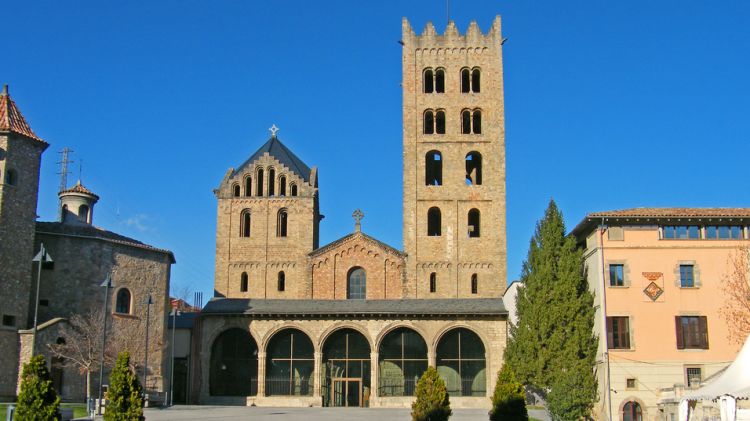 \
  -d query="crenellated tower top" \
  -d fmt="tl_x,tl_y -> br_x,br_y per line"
401,16 -> 502,48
